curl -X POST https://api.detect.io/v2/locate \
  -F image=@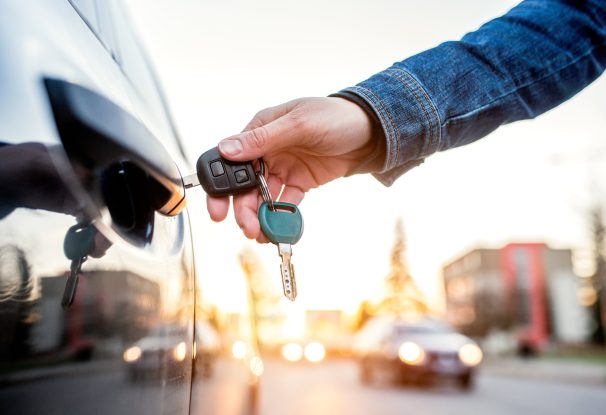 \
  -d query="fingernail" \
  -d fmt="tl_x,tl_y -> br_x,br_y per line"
219,139 -> 243,156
